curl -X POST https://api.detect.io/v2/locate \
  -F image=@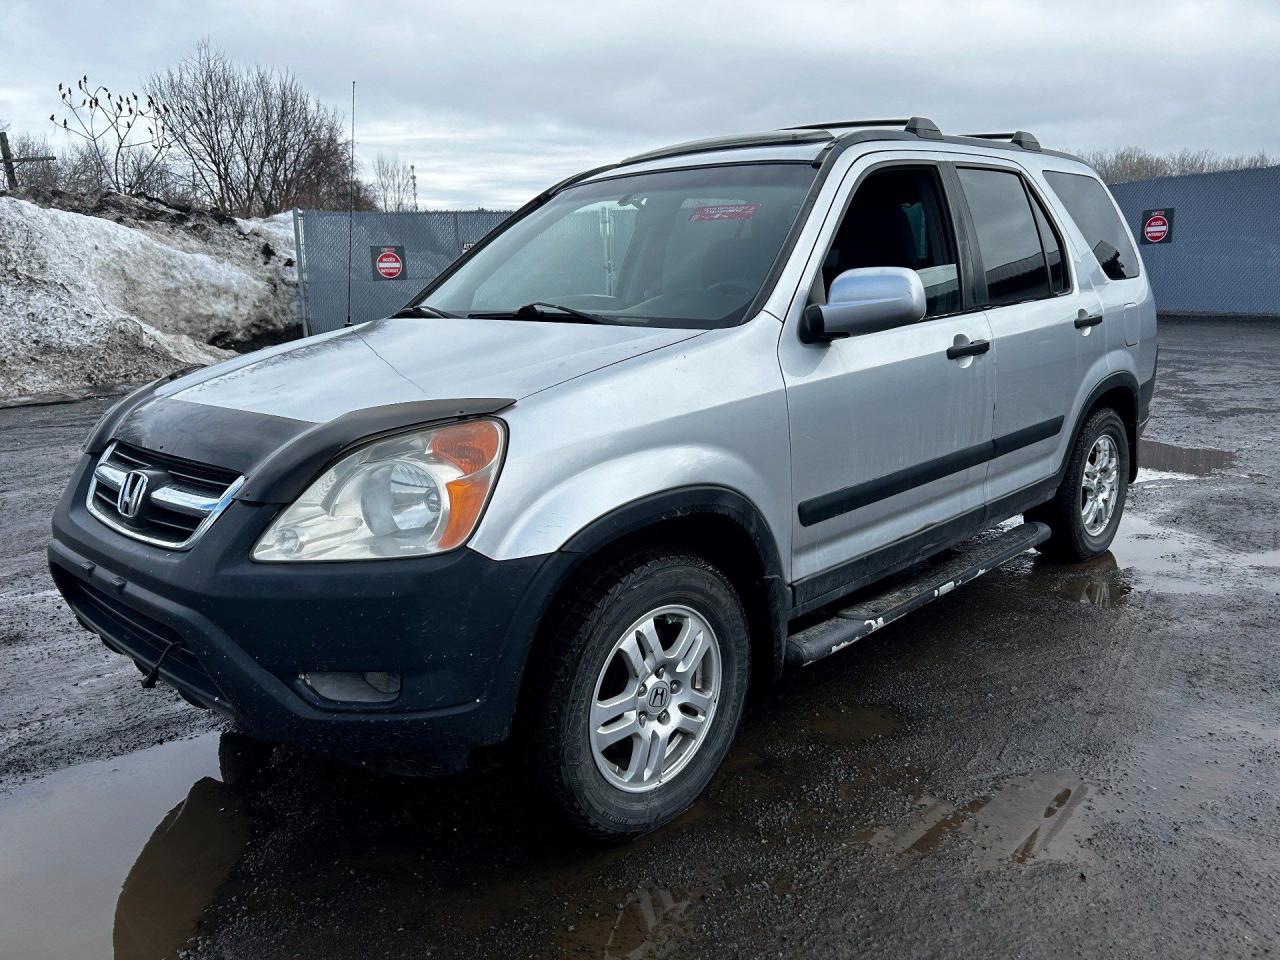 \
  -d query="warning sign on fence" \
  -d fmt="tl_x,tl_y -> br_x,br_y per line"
370,245 -> 406,280
1140,209 -> 1175,244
